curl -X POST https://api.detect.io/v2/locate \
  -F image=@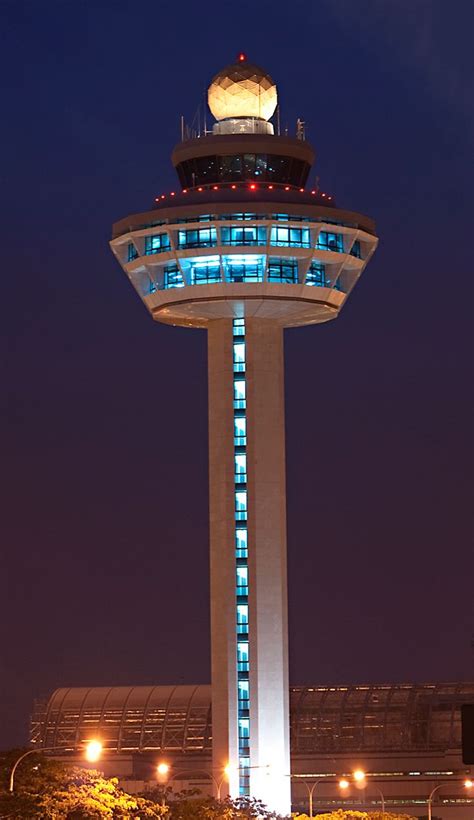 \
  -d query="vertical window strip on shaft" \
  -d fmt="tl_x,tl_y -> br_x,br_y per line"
232,317 -> 250,795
